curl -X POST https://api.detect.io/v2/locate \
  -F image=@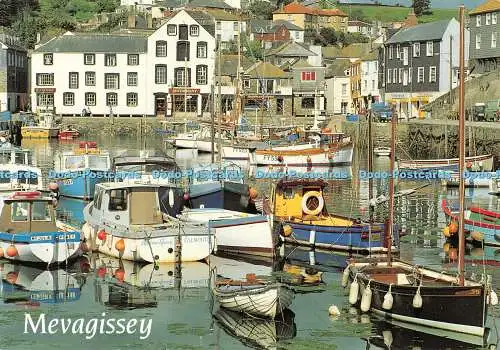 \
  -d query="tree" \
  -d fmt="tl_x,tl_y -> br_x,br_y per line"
318,27 -> 337,45
11,9 -> 41,49
248,1 -> 276,20
412,0 -> 431,16
350,8 -> 367,22
96,0 -> 119,13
